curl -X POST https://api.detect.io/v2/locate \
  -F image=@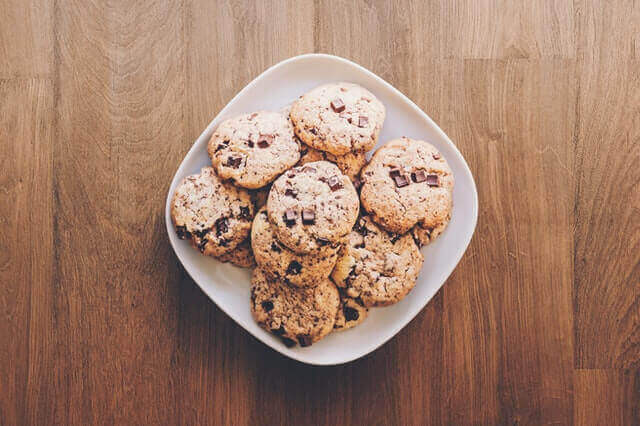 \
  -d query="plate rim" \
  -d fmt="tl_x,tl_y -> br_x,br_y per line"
165,53 -> 478,365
